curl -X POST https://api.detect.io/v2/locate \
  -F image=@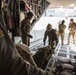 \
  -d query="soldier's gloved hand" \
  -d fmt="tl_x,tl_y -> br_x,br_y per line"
28,35 -> 33,38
